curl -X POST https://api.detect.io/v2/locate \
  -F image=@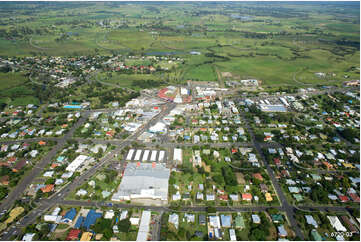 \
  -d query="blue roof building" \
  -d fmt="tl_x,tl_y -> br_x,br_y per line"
83,210 -> 102,230
220,214 -> 232,227
62,208 -> 77,223
74,216 -> 84,229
